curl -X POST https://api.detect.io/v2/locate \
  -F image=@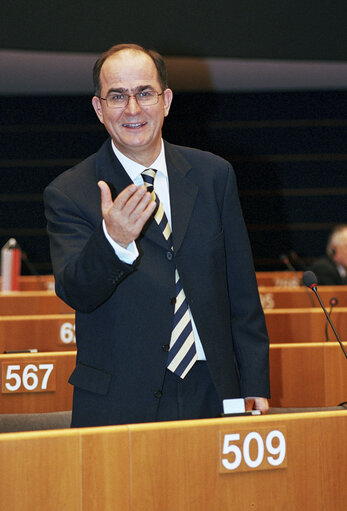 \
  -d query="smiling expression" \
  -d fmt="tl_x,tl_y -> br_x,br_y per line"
92,49 -> 173,166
